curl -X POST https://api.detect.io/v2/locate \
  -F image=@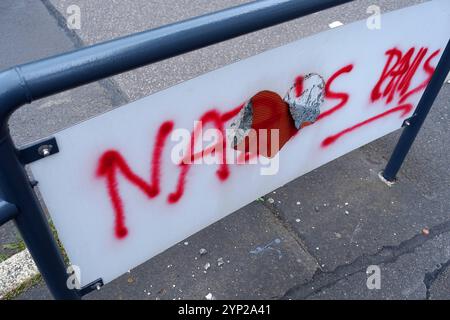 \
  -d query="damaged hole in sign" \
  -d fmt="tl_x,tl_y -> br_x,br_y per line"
284,73 -> 325,130
228,73 -> 325,158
